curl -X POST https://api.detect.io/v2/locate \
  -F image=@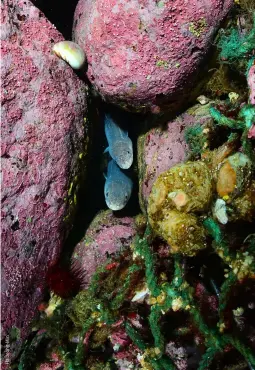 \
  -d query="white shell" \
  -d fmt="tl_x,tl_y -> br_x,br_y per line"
213,198 -> 228,225
197,95 -> 209,105
52,41 -> 85,70
131,287 -> 149,303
